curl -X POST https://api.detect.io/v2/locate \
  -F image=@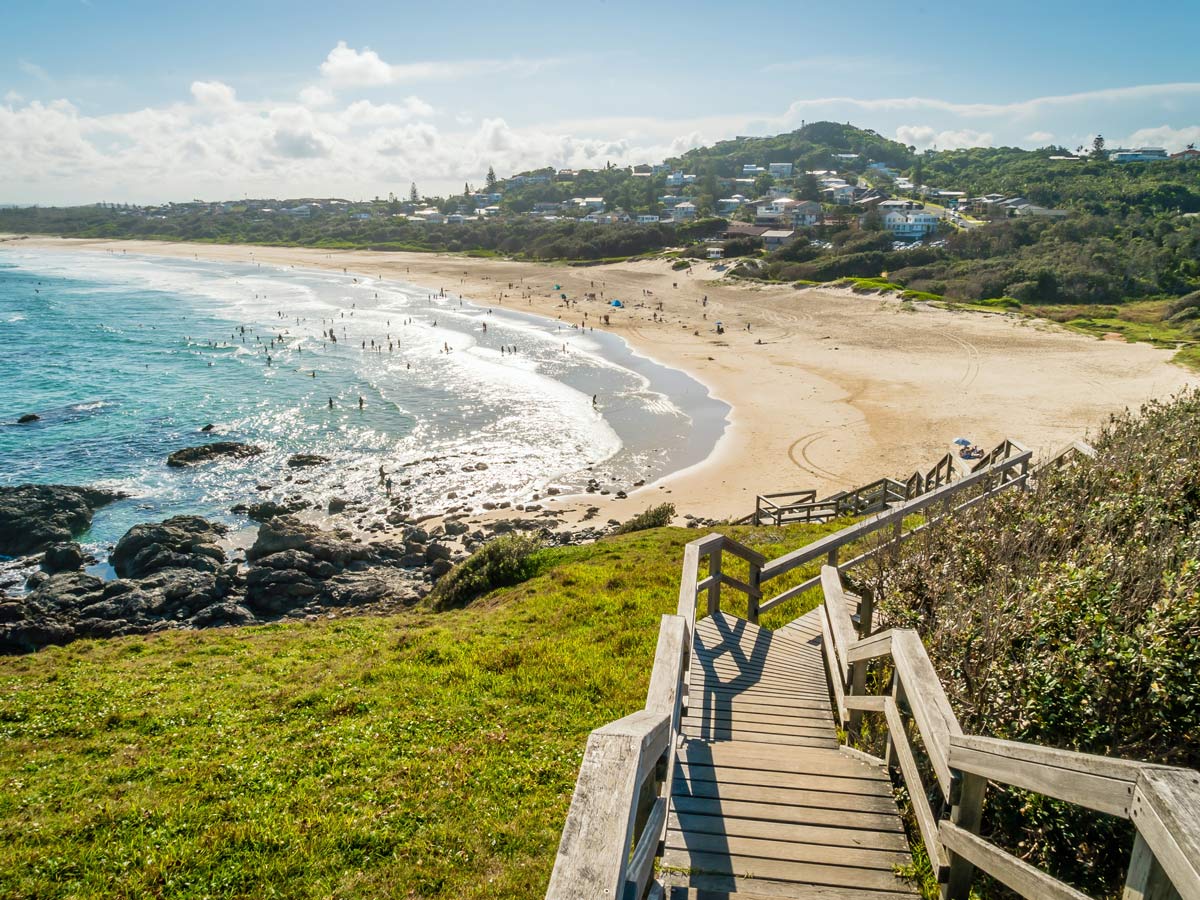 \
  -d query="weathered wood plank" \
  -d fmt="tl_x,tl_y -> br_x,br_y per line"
884,697 -> 947,876
821,566 -> 857,683
671,779 -> 901,814
1130,768 -> 1200,900
675,763 -> 892,793
660,847 -> 915,893
546,709 -> 670,899
948,734 -> 1144,819
891,630 -> 961,796
817,606 -> 847,725
625,796 -> 666,900
939,821 -> 1091,900
669,795 -> 905,832
662,874 -> 917,898
663,830 -> 911,871
667,812 -> 910,852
